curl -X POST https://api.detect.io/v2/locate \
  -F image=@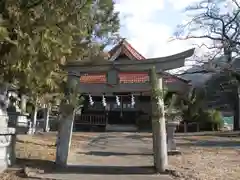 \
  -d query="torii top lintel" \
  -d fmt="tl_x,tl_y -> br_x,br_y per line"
65,40 -> 194,93
66,39 -> 195,73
